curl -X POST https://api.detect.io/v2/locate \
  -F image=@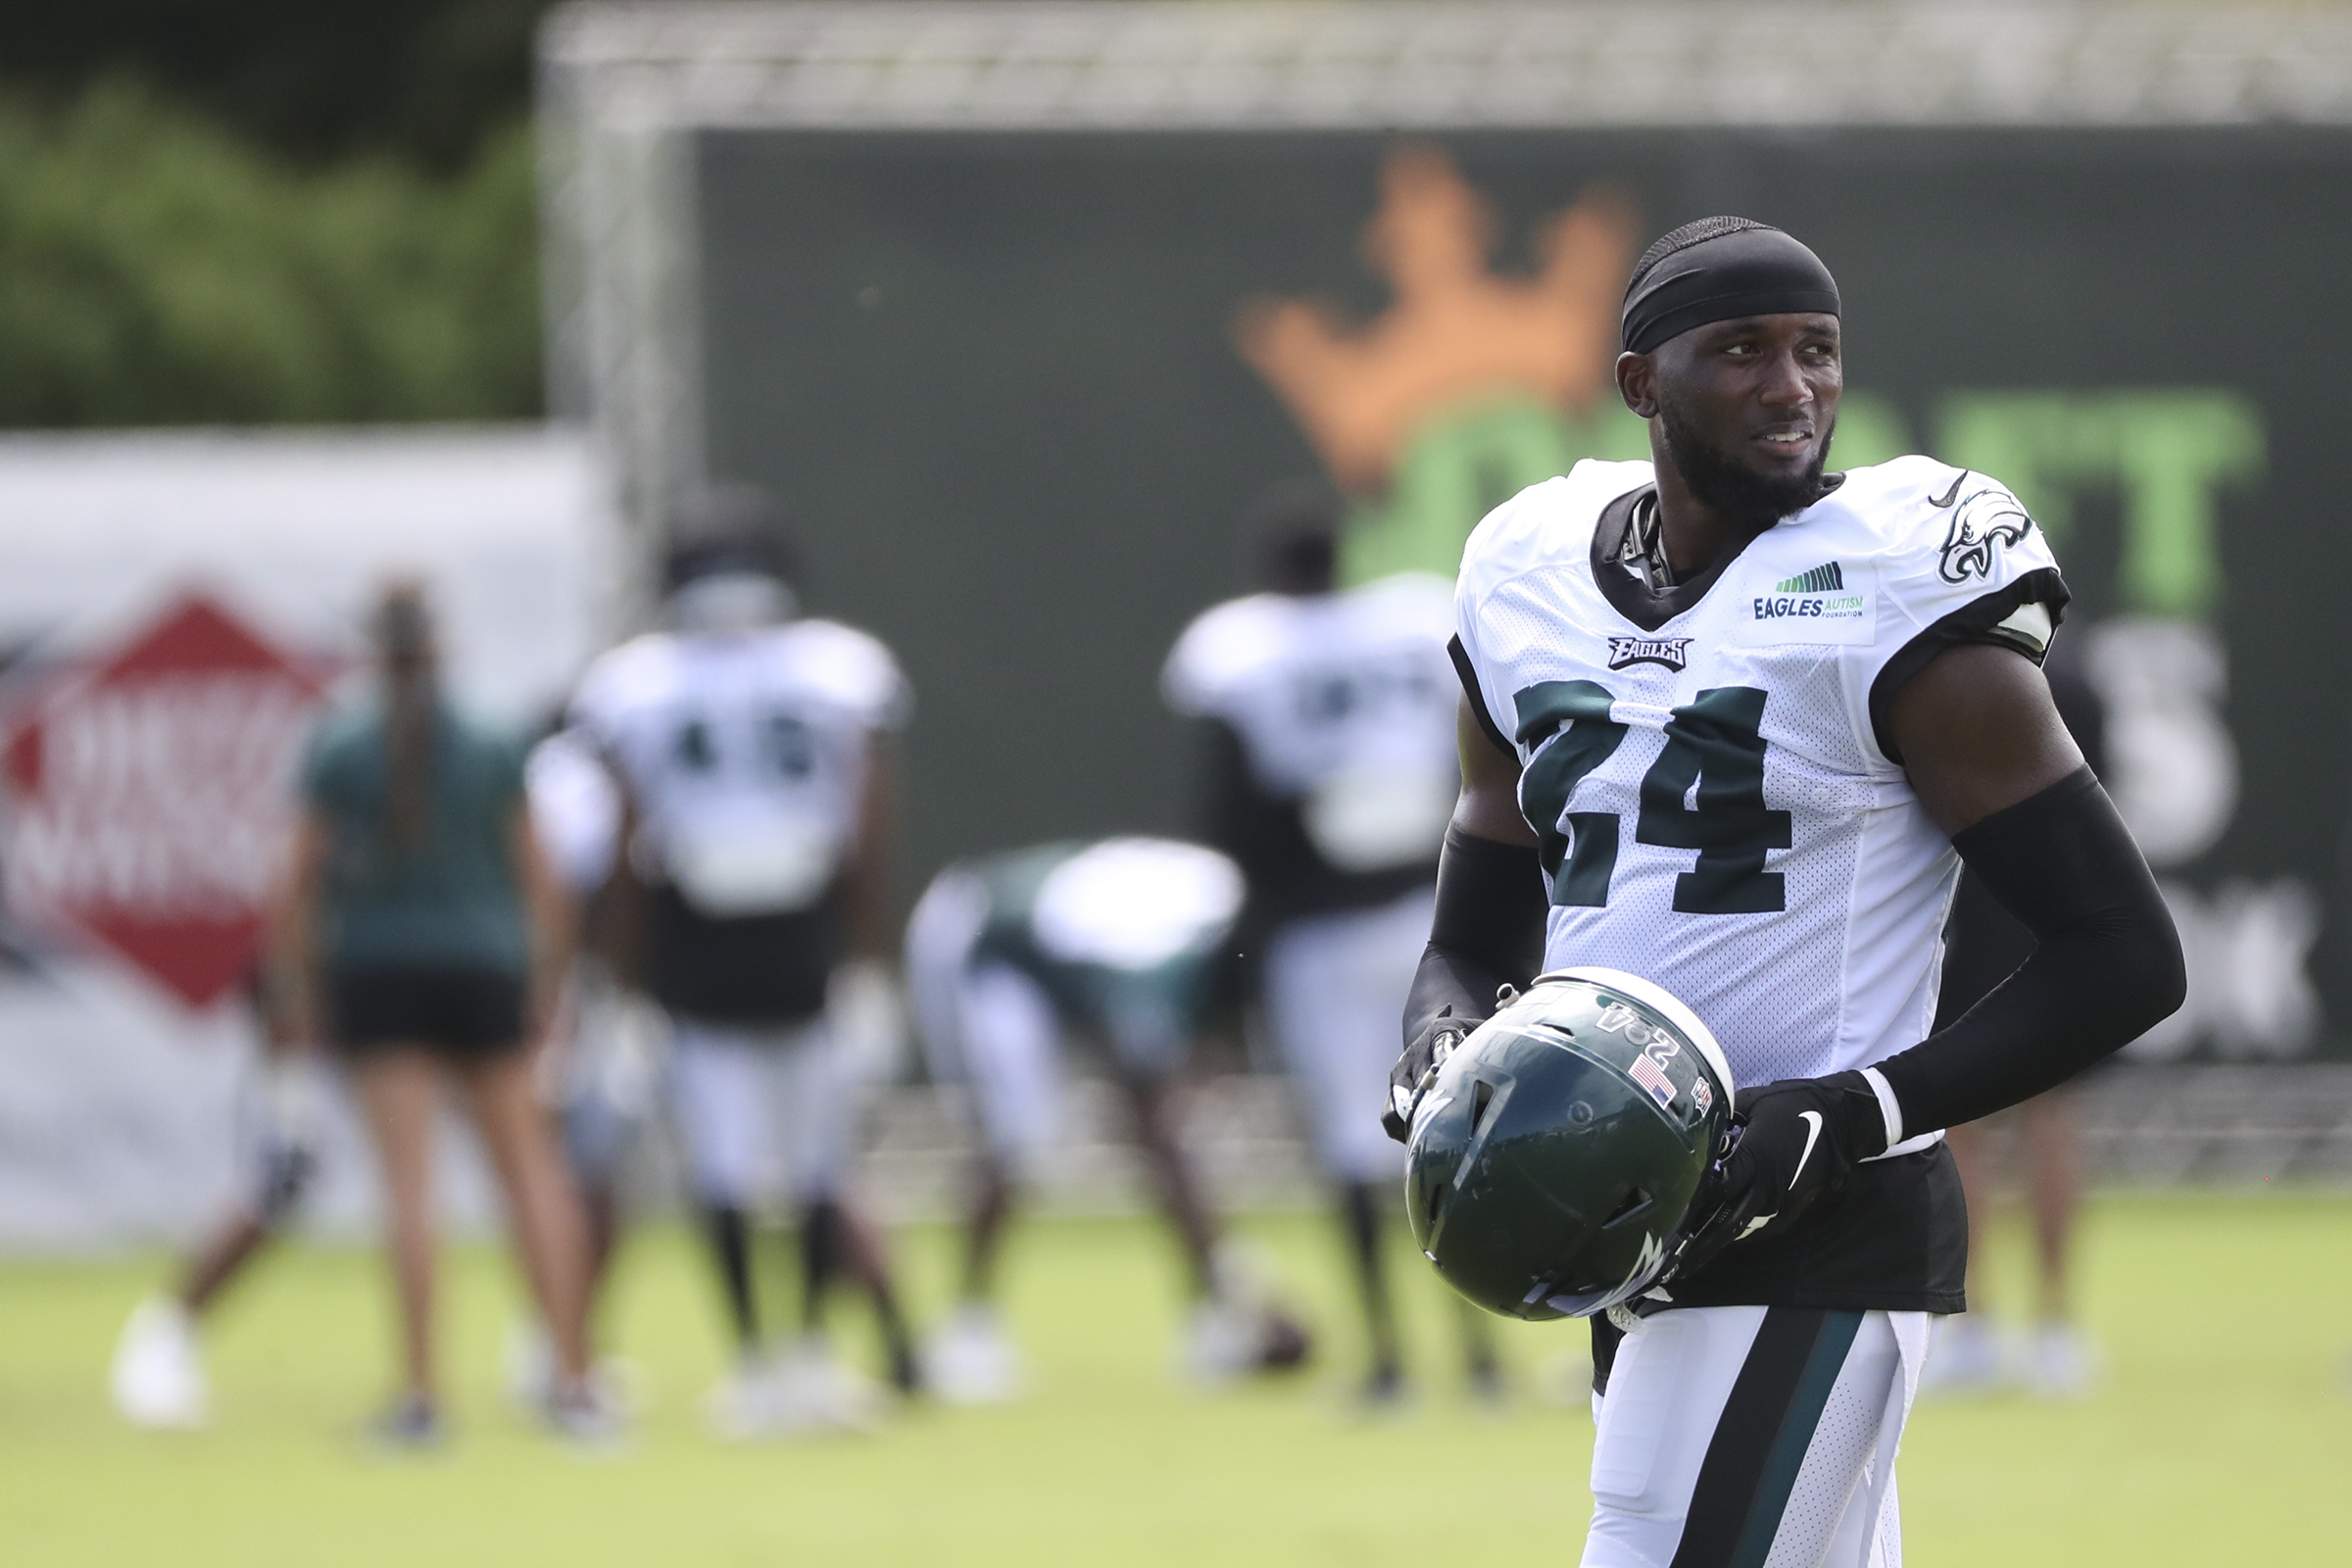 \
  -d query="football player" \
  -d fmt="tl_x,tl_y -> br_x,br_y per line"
569,487 -> 918,1436
108,965 -> 322,1429
1387,219 -> 2182,1565
906,837 -> 1310,1401
1163,484 -> 1496,1405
